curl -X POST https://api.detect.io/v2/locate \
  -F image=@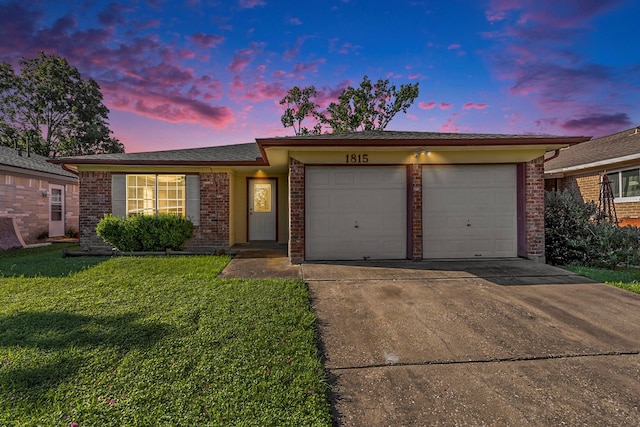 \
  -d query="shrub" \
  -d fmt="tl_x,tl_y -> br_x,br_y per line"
545,189 -> 640,268
96,214 -> 193,252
